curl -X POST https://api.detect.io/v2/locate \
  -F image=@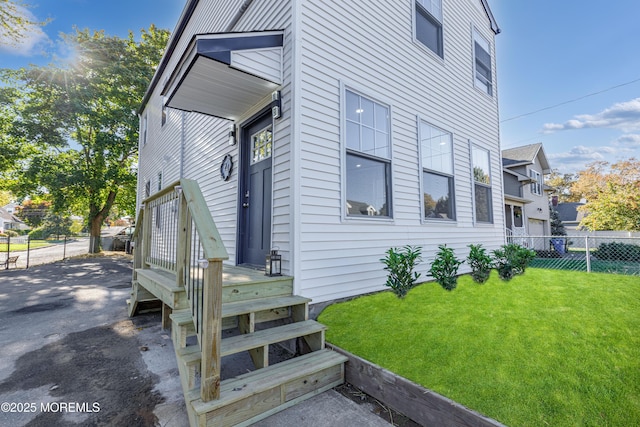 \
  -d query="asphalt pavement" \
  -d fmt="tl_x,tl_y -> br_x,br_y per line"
0,254 -> 391,426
